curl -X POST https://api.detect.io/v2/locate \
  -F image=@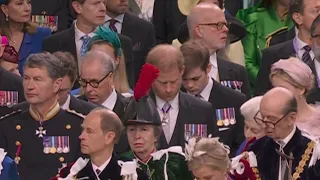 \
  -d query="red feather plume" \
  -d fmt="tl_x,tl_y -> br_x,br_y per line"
134,63 -> 160,100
